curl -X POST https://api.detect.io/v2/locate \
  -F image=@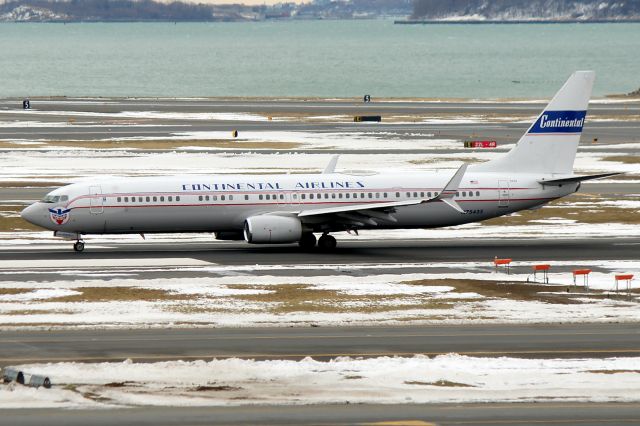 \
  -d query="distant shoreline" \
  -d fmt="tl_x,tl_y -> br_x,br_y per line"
395,19 -> 640,25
